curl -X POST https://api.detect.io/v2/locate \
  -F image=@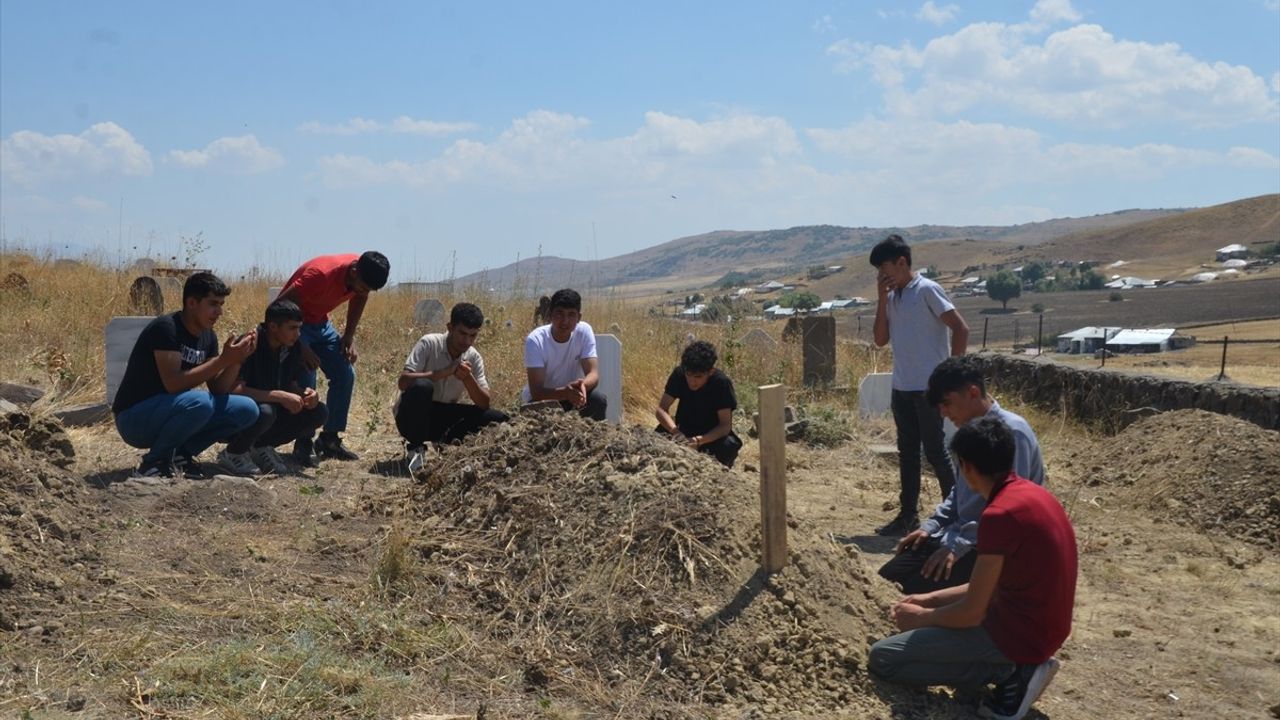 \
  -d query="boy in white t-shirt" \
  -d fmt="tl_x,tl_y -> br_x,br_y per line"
521,288 -> 606,421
